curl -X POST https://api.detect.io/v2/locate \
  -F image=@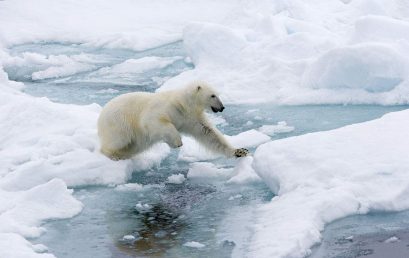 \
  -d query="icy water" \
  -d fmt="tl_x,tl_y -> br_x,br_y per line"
310,210 -> 409,258
6,42 -> 409,257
